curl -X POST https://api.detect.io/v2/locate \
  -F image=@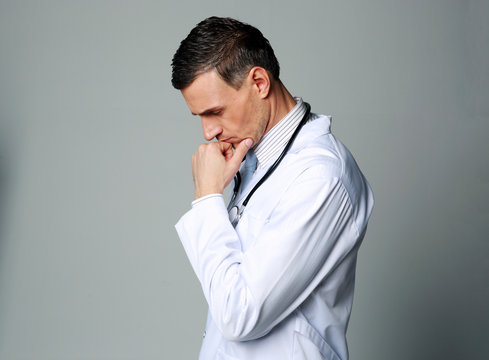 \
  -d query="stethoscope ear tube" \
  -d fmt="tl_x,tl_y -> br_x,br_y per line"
228,102 -> 311,227
228,172 -> 241,212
